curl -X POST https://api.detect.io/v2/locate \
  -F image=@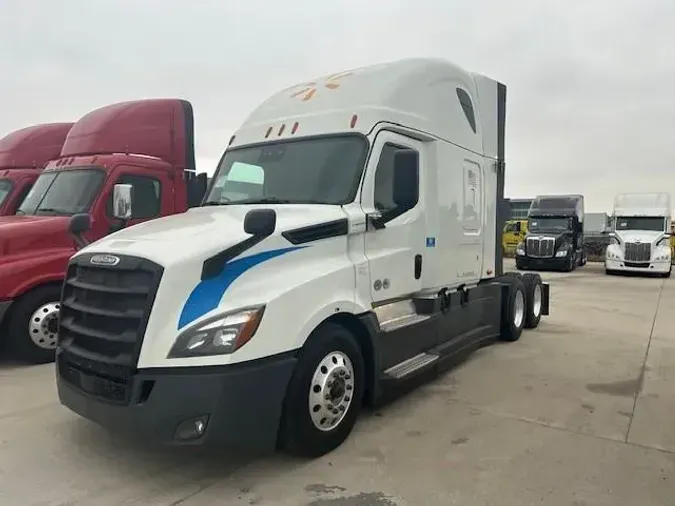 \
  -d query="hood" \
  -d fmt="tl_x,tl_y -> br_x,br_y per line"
79,204 -> 349,267
0,215 -> 72,255
614,230 -> 665,244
